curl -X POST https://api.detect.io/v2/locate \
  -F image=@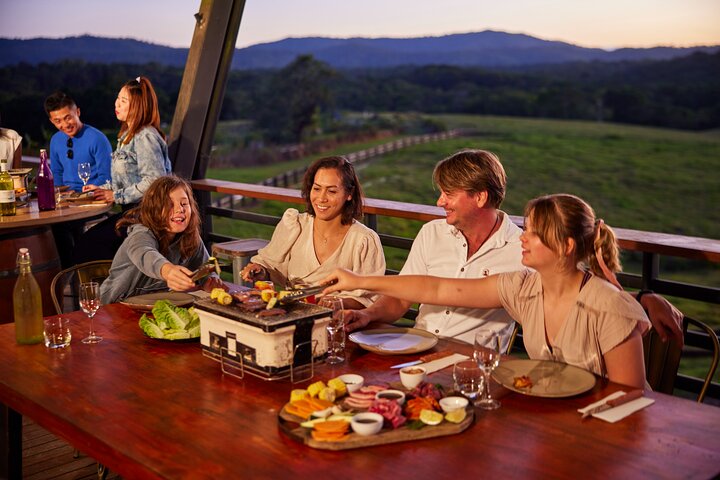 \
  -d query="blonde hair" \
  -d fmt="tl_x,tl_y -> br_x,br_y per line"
525,194 -> 621,280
